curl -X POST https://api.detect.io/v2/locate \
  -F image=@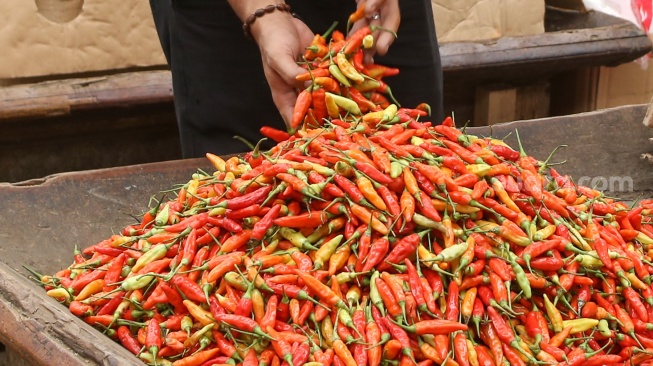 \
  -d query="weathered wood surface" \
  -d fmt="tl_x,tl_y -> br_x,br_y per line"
0,158 -> 209,365
0,71 -> 173,121
440,18 -> 651,83
1,104 -> 652,364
